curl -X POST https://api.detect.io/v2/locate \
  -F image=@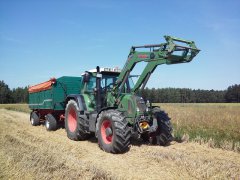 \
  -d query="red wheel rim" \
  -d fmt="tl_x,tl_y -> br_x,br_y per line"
68,107 -> 77,132
101,120 -> 113,144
